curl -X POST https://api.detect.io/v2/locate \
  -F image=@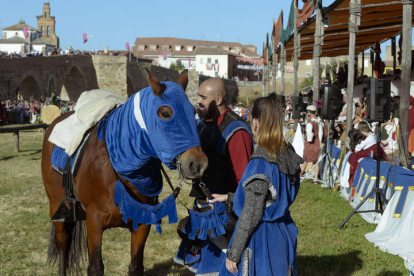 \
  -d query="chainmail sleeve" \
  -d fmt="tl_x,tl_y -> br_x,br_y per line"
227,179 -> 268,263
